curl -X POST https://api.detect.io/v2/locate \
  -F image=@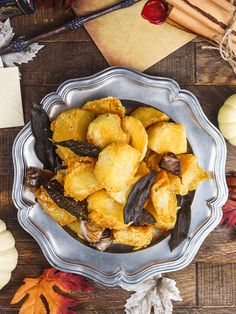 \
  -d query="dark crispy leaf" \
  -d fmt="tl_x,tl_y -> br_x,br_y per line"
53,140 -> 101,158
160,153 -> 182,178
124,170 -> 157,224
133,209 -> 156,226
169,191 -> 195,251
41,179 -> 88,220
31,103 -> 57,171
24,168 -> 54,189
